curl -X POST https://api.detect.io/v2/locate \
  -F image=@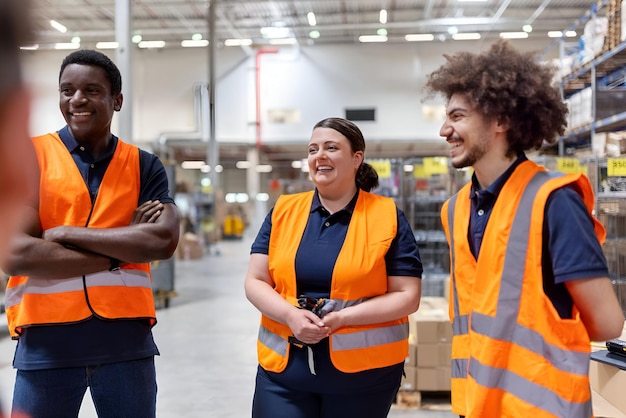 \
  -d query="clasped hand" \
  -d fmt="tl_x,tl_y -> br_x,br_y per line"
287,308 -> 329,345
287,308 -> 348,345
